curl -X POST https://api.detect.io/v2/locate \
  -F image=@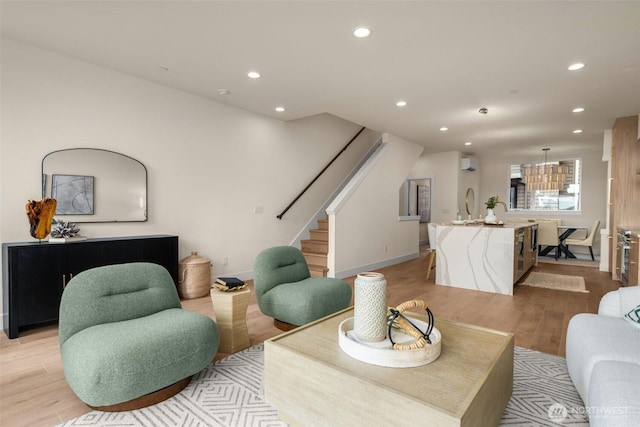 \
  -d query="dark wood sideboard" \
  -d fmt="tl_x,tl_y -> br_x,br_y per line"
2,235 -> 178,339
